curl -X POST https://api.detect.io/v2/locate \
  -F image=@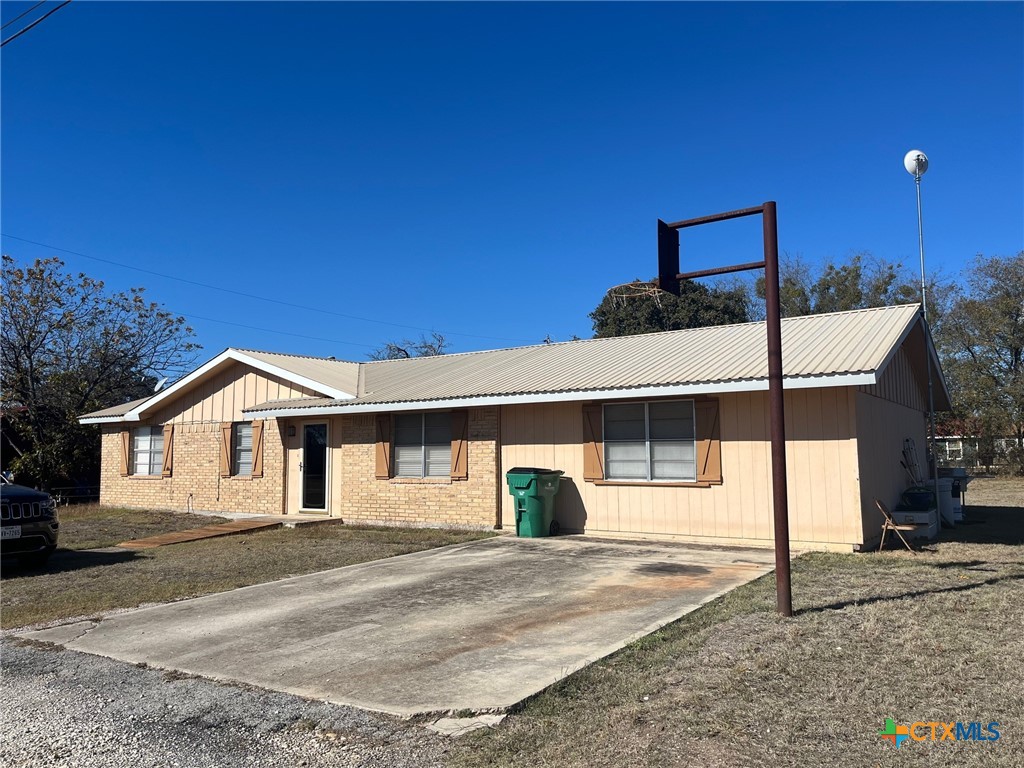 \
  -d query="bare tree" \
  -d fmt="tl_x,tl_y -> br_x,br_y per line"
368,332 -> 448,361
1,256 -> 200,488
